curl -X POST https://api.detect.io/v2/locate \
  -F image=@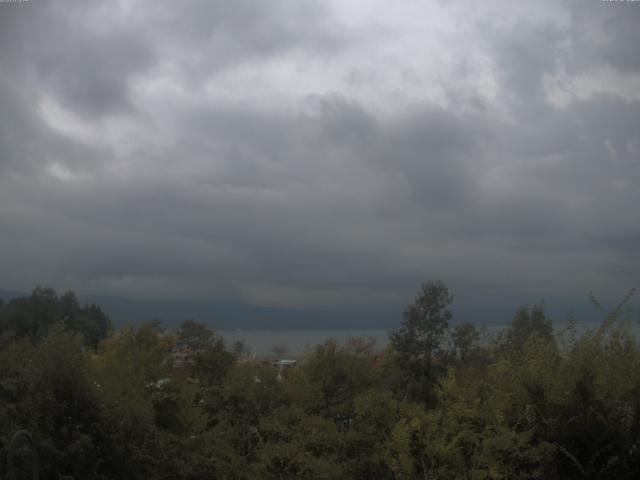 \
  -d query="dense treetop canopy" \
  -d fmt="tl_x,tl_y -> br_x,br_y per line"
1,284 -> 639,479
